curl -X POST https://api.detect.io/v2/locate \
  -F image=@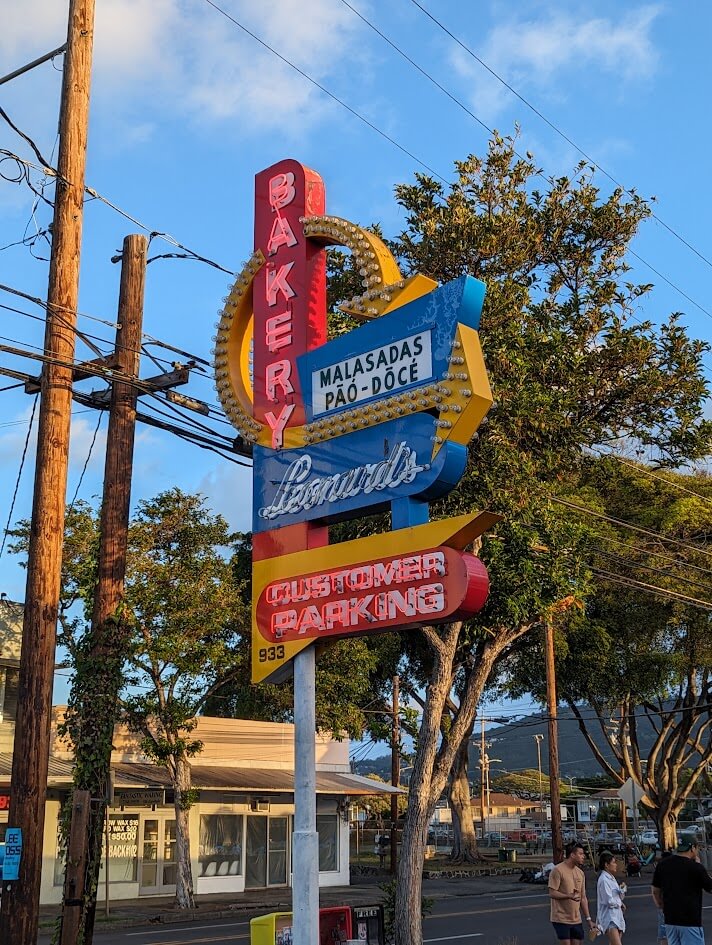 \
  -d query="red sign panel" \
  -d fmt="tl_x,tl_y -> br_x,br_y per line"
252,159 -> 326,445
256,547 -> 489,644
0,793 -> 10,811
